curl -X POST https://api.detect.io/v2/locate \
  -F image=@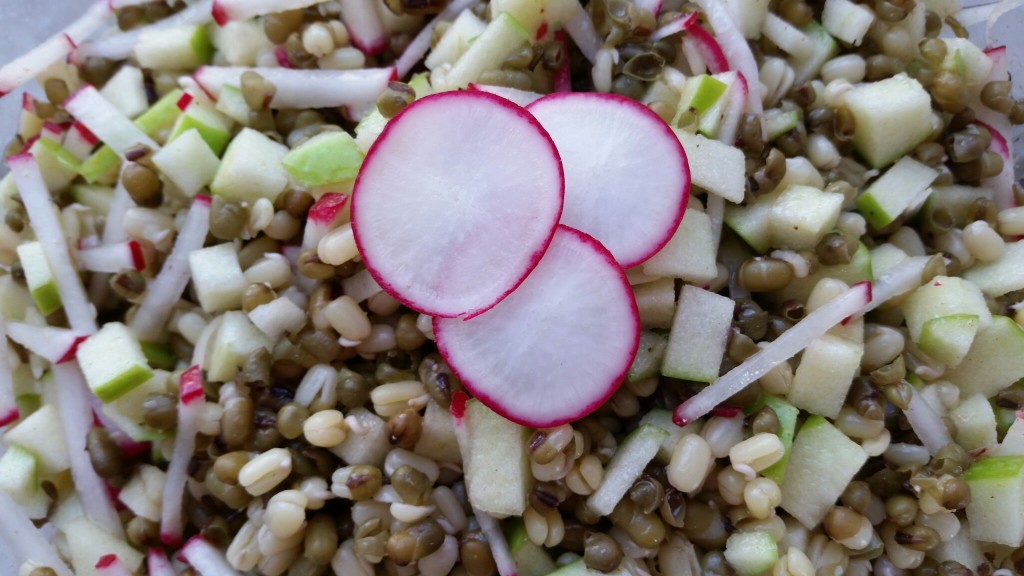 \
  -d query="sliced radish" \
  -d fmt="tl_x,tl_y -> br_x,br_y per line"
64,86 -> 158,155
435,226 -> 640,427
552,31 -> 572,92
0,317 -> 18,427
78,240 -> 145,273
130,196 -> 211,342
0,492 -> 74,576
8,154 -> 97,334
65,121 -> 100,160
0,1 -> 112,97
95,555 -> 134,576
40,121 -> 67,142
147,549 -> 175,576
904,385 -> 953,454
682,20 -> 729,73
526,92 -> 689,267
7,323 -> 87,364
73,0 -> 214,63
352,91 -> 563,318
52,363 -> 125,538
179,536 -> 241,575
160,366 -> 205,547
301,192 -> 349,251
468,83 -> 544,106
562,2 -> 602,63
340,0 -> 388,54
193,66 -> 395,110
673,281 -> 871,425
395,0 -> 480,77
213,0 -> 322,25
